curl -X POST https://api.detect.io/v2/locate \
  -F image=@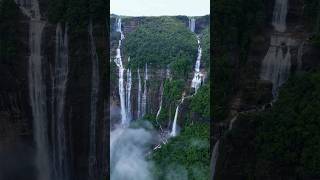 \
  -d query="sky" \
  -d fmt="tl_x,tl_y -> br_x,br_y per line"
110,0 -> 210,16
